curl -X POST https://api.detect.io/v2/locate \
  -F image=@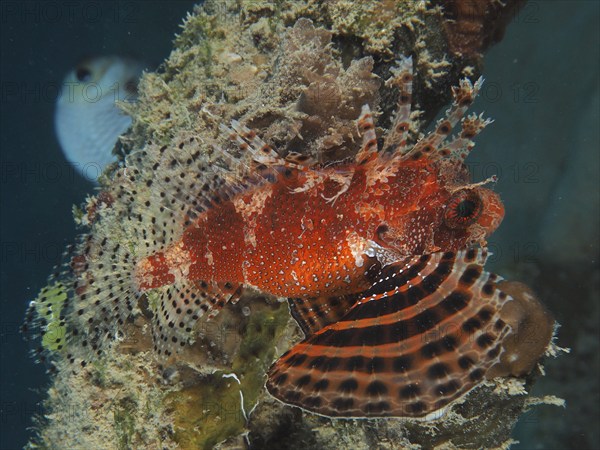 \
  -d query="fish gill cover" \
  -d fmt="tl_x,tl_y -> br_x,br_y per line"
22,1 -> 565,449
